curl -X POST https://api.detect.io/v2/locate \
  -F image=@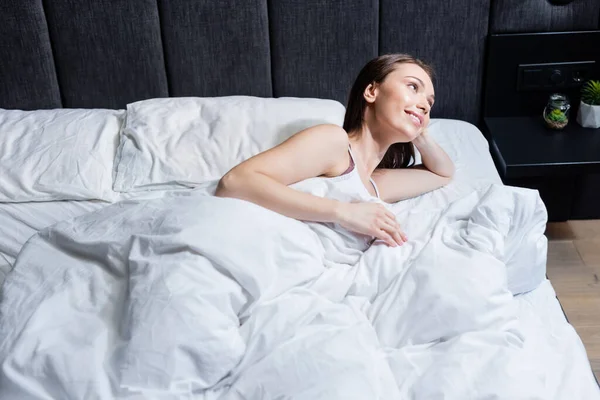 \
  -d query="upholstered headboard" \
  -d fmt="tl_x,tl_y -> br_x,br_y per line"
1,0 -> 599,125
